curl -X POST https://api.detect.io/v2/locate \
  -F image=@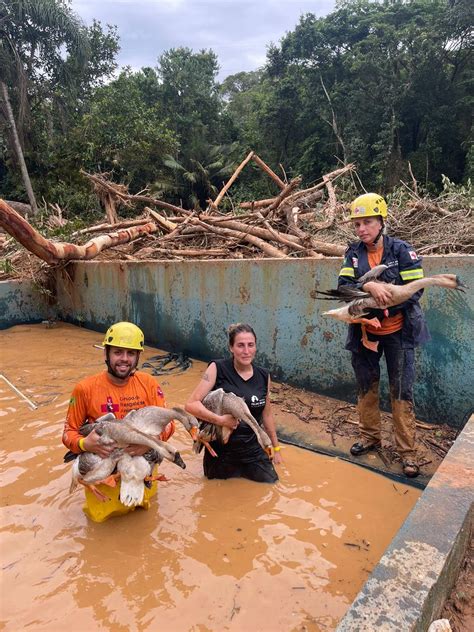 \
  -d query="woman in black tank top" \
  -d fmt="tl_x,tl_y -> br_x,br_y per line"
185,324 -> 282,483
